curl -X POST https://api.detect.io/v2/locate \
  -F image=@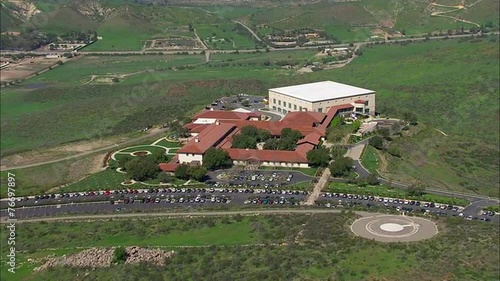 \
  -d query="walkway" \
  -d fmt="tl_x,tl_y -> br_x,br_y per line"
304,168 -> 330,205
